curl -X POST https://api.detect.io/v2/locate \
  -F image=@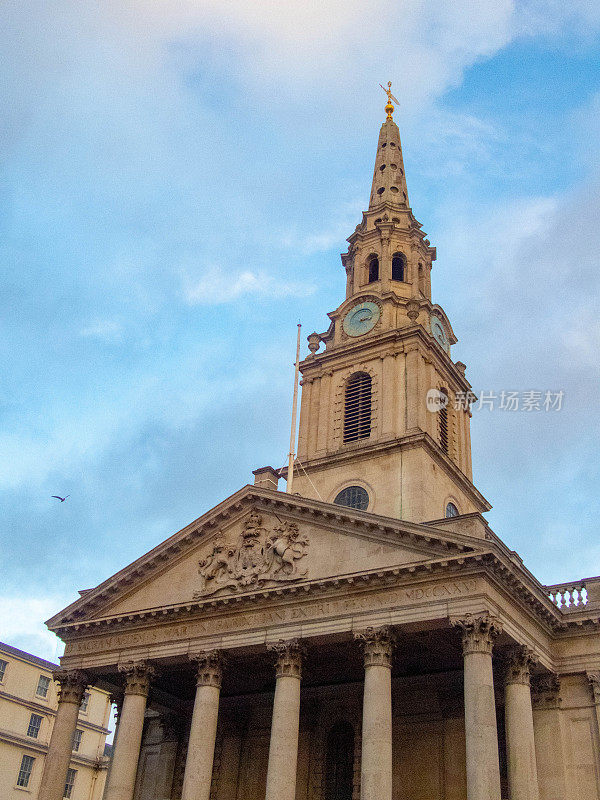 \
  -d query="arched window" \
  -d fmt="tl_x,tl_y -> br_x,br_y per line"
344,372 -> 371,443
334,486 -> 369,511
438,388 -> 449,454
392,252 -> 406,281
324,722 -> 355,800
367,255 -> 379,283
445,502 -> 459,518
418,263 -> 425,293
